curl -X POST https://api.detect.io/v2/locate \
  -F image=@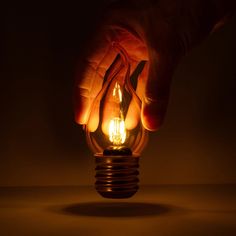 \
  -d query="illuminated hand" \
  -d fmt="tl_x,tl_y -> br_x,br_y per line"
75,0 -> 234,131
